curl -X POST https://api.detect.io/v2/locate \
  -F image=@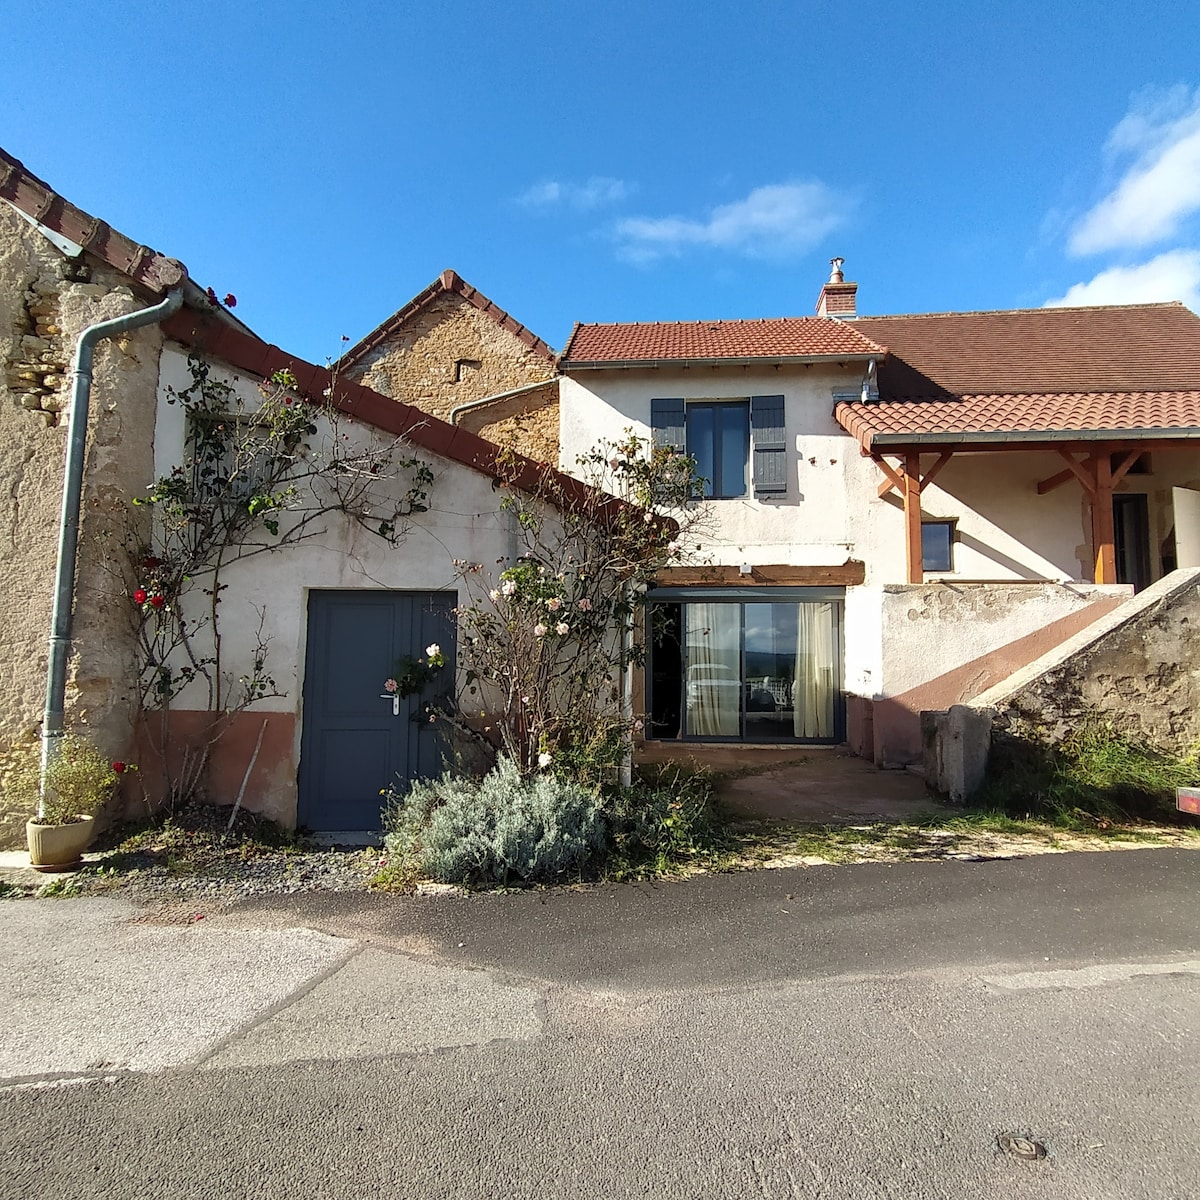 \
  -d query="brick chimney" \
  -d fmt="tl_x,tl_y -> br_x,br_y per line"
816,257 -> 857,319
